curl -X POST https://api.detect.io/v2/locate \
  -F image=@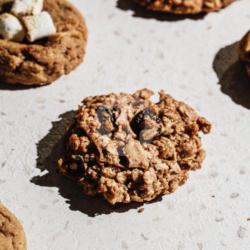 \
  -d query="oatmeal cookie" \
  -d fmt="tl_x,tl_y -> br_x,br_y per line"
133,0 -> 235,14
0,0 -> 88,86
0,203 -> 27,250
239,30 -> 250,77
58,89 -> 211,205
